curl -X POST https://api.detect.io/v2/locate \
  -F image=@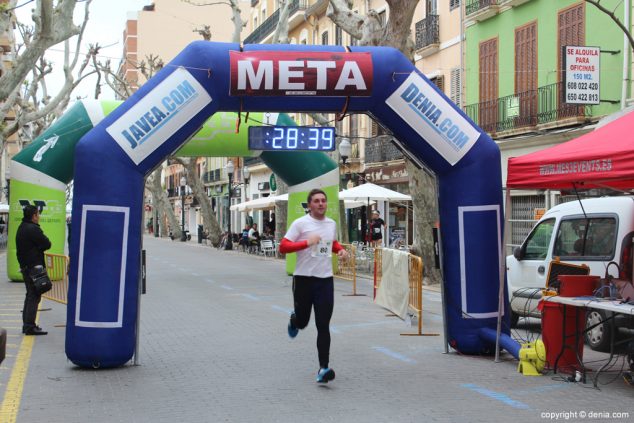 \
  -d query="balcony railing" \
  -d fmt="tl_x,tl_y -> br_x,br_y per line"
244,0 -> 308,44
464,82 -> 588,135
415,15 -> 439,51
466,0 -> 498,16
365,137 -> 403,164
